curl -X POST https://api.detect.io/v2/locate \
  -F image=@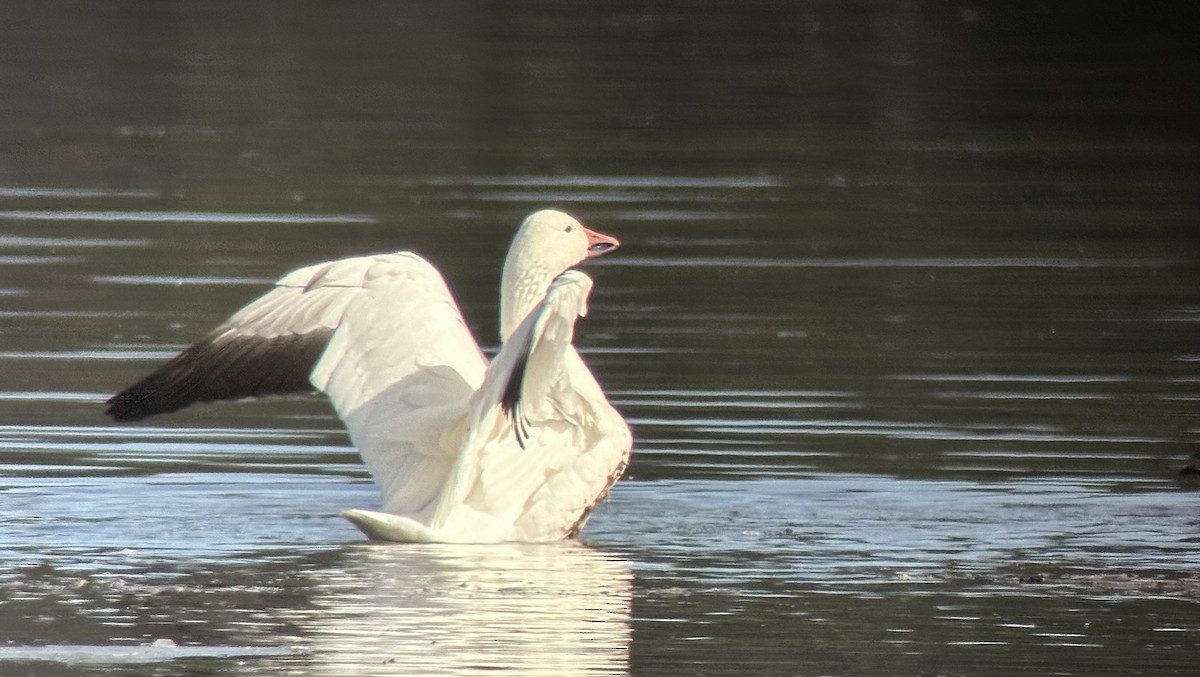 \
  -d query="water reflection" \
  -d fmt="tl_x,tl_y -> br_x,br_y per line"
306,543 -> 632,675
